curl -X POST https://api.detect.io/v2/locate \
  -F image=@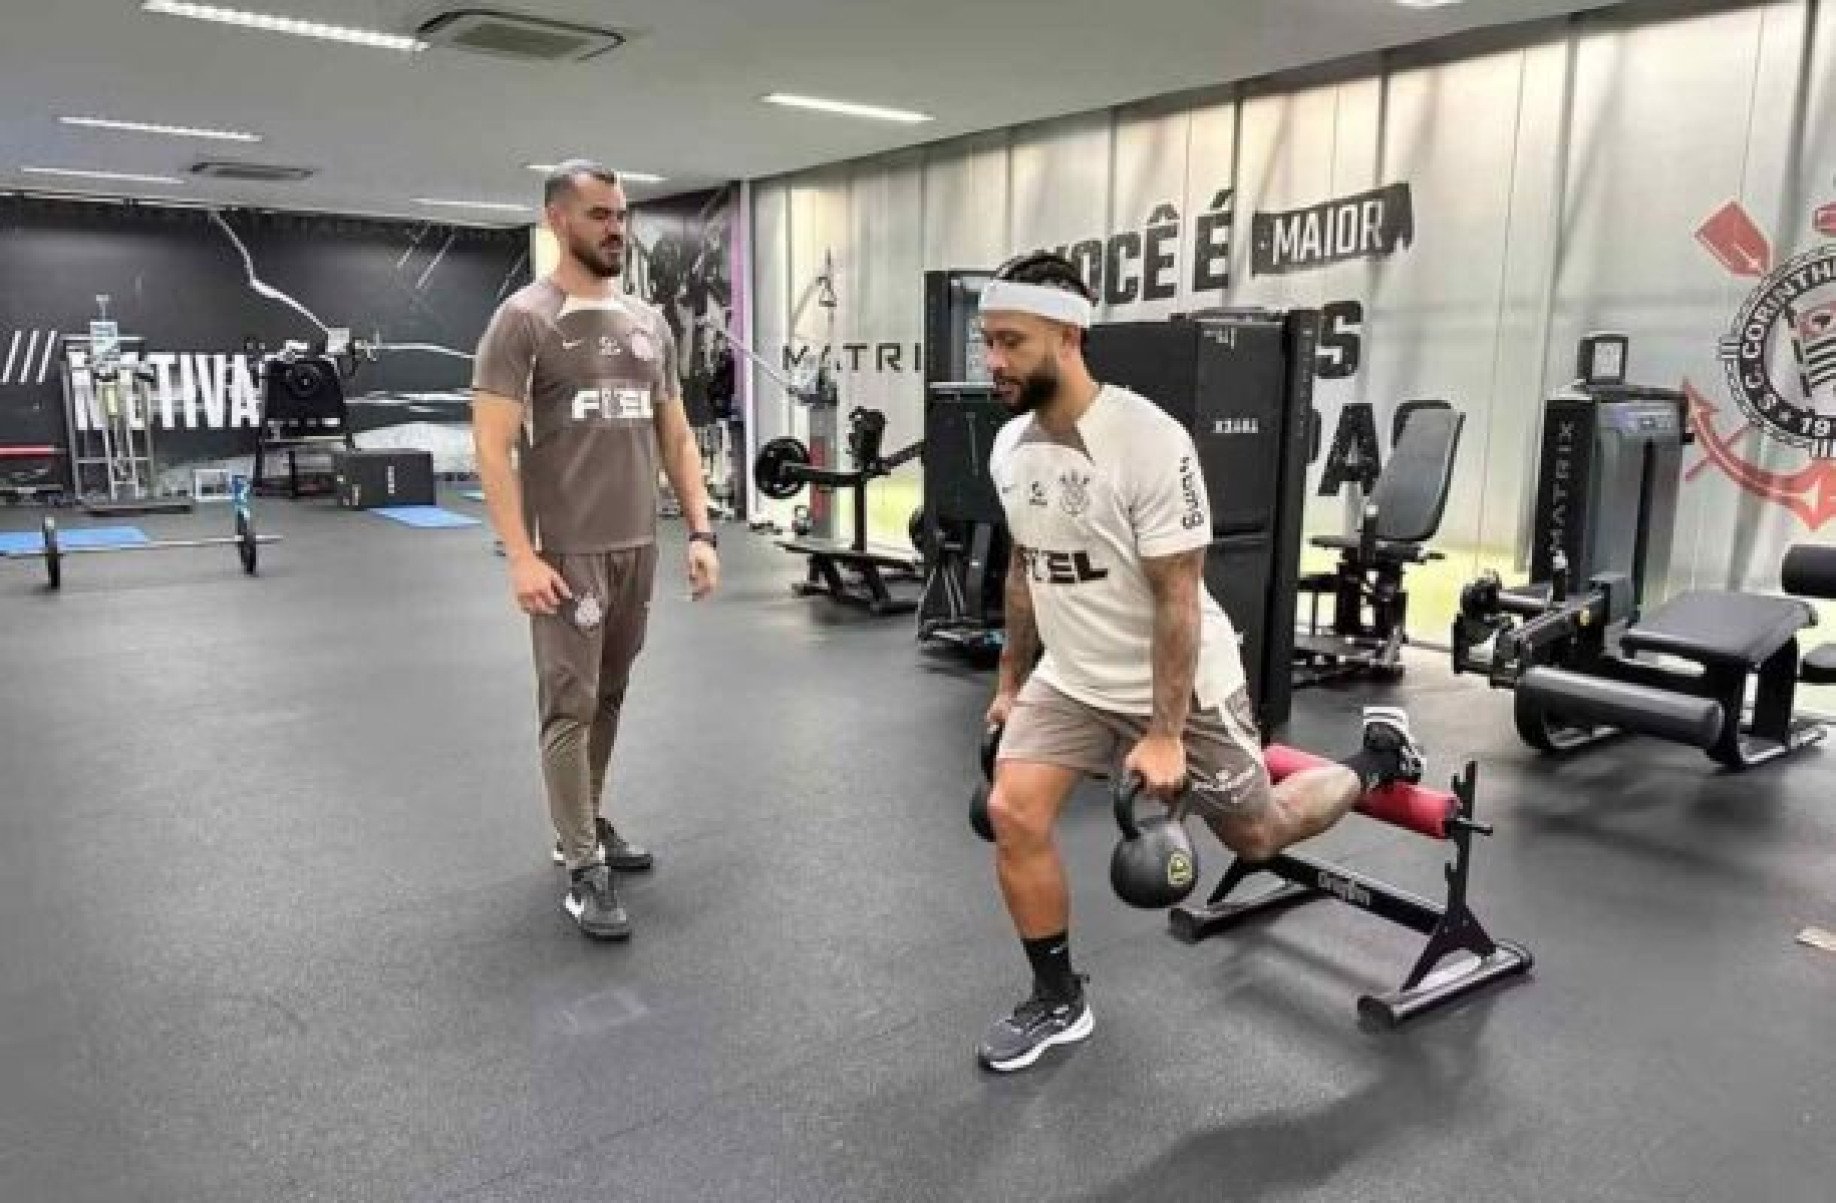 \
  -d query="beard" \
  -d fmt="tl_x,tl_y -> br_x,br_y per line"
994,362 -> 1060,415
568,231 -> 623,279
